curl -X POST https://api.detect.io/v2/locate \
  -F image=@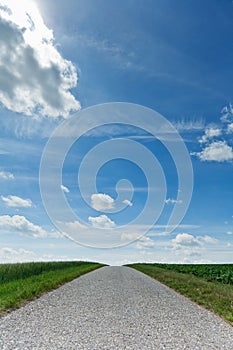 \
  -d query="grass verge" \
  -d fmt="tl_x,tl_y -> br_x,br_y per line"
0,261 -> 104,314
129,263 -> 233,325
